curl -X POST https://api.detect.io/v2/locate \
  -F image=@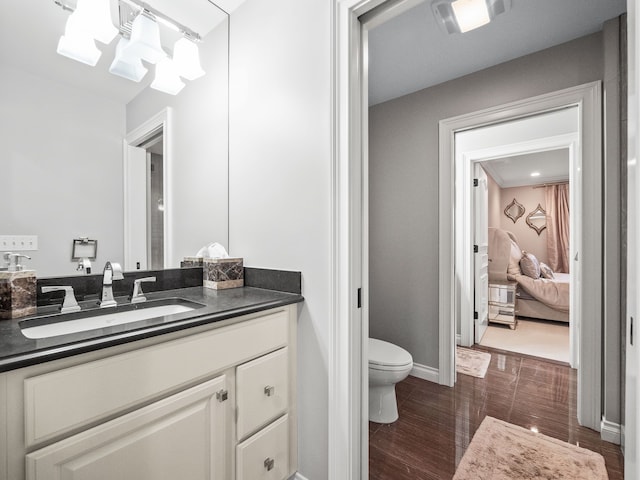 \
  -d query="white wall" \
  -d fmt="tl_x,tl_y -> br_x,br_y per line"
0,65 -> 125,277
227,1 -> 331,479
126,20 -> 229,266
